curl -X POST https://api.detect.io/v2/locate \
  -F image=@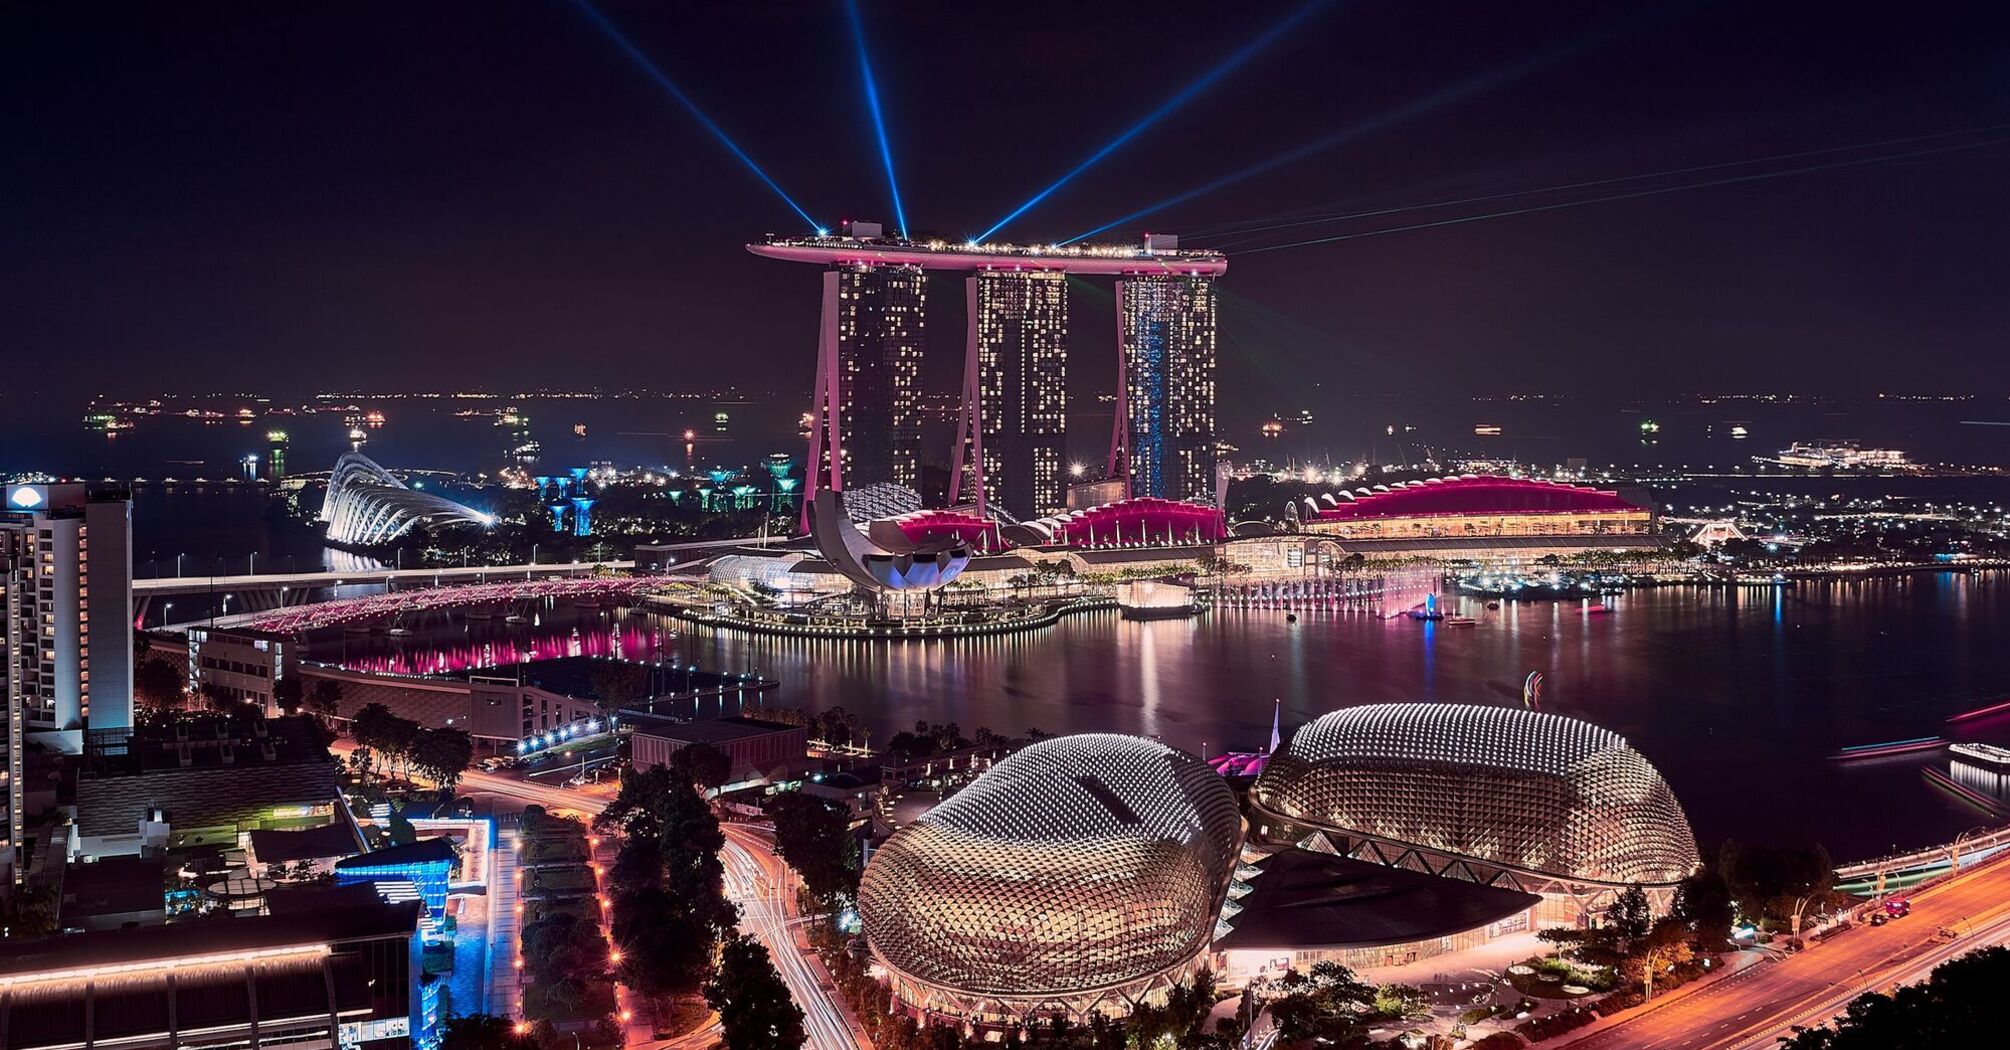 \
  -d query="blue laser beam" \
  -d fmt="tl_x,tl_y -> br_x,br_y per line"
846,0 -> 909,236
570,0 -> 821,231
1062,13 -> 1638,245
974,0 -> 1332,242
1239,135 -> 2010,253
1206,122 -> 2010,245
